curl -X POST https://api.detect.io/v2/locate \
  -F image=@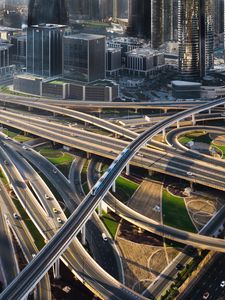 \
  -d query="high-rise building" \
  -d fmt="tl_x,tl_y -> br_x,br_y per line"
163,0 -> 178,42
127,0 -> 166,49
28,0 -> 68,26
113,0 -> 128,19
214,0 -> 224,34
27,24 -> 66,77
178,0 -> 214,80
127,0 -> 151,39
151,0 -> 163,48
63,33 -> 106,82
